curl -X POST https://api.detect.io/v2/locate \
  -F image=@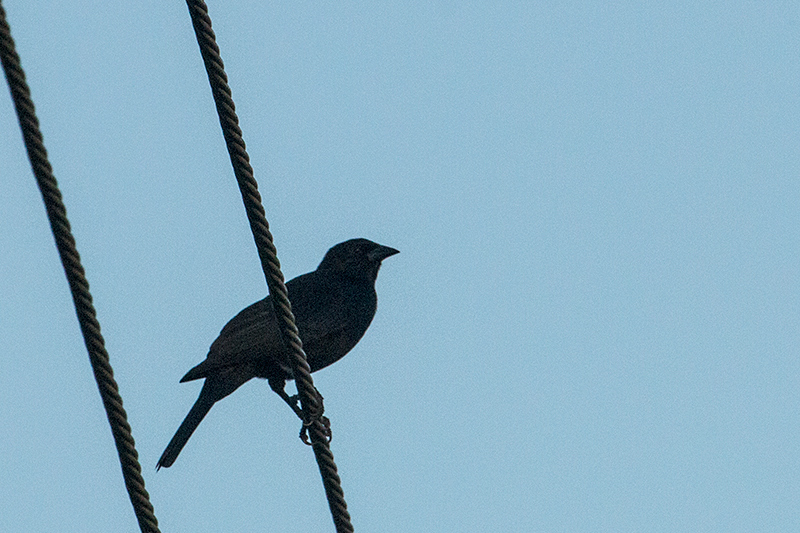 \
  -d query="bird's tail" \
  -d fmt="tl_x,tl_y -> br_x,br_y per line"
157,393 -> 215,470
